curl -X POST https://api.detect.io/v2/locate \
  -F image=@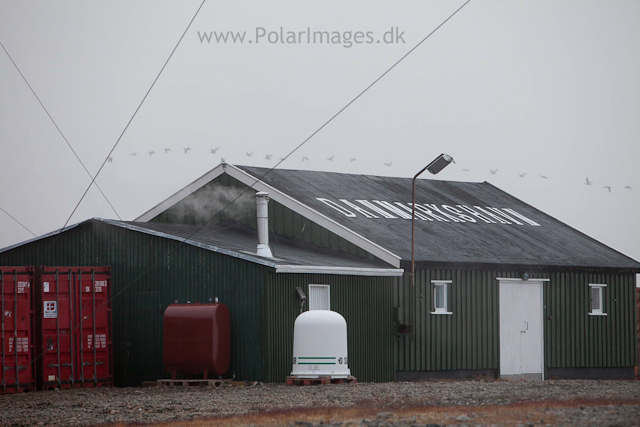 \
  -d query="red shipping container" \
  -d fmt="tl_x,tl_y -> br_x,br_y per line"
0,267 -> 36,393
36,267 -> 113,389
163,303 -> 231,379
